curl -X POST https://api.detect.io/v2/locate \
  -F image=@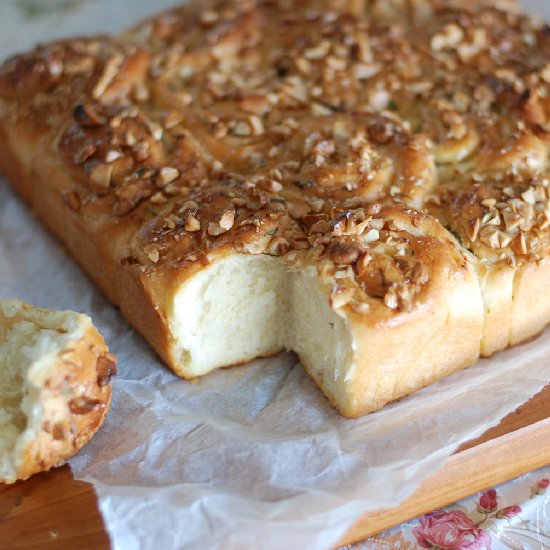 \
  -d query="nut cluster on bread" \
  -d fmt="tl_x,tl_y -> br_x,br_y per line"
0,0 -> 549,417
0,301 -> 116,483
